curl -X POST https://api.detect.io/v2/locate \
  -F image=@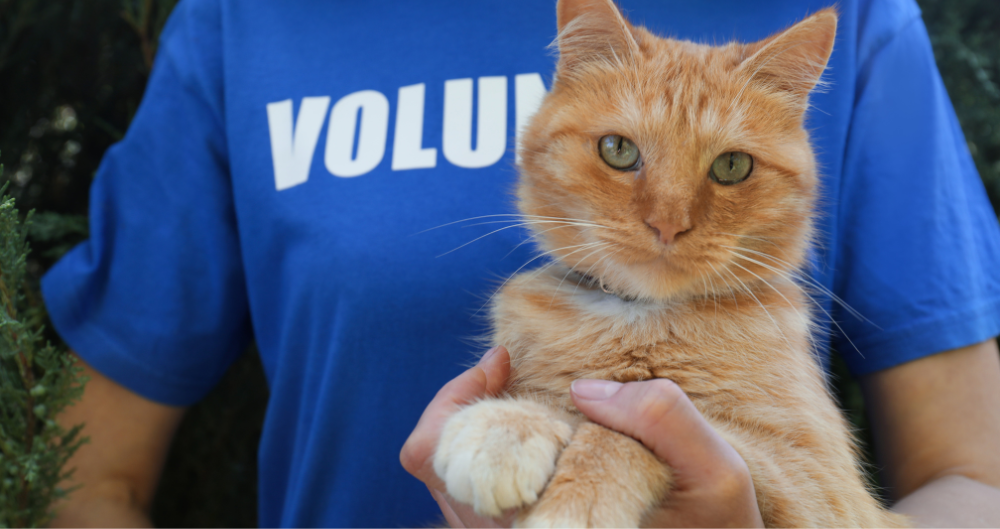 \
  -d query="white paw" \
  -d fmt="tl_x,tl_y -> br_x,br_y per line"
434,399 -> 573,517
